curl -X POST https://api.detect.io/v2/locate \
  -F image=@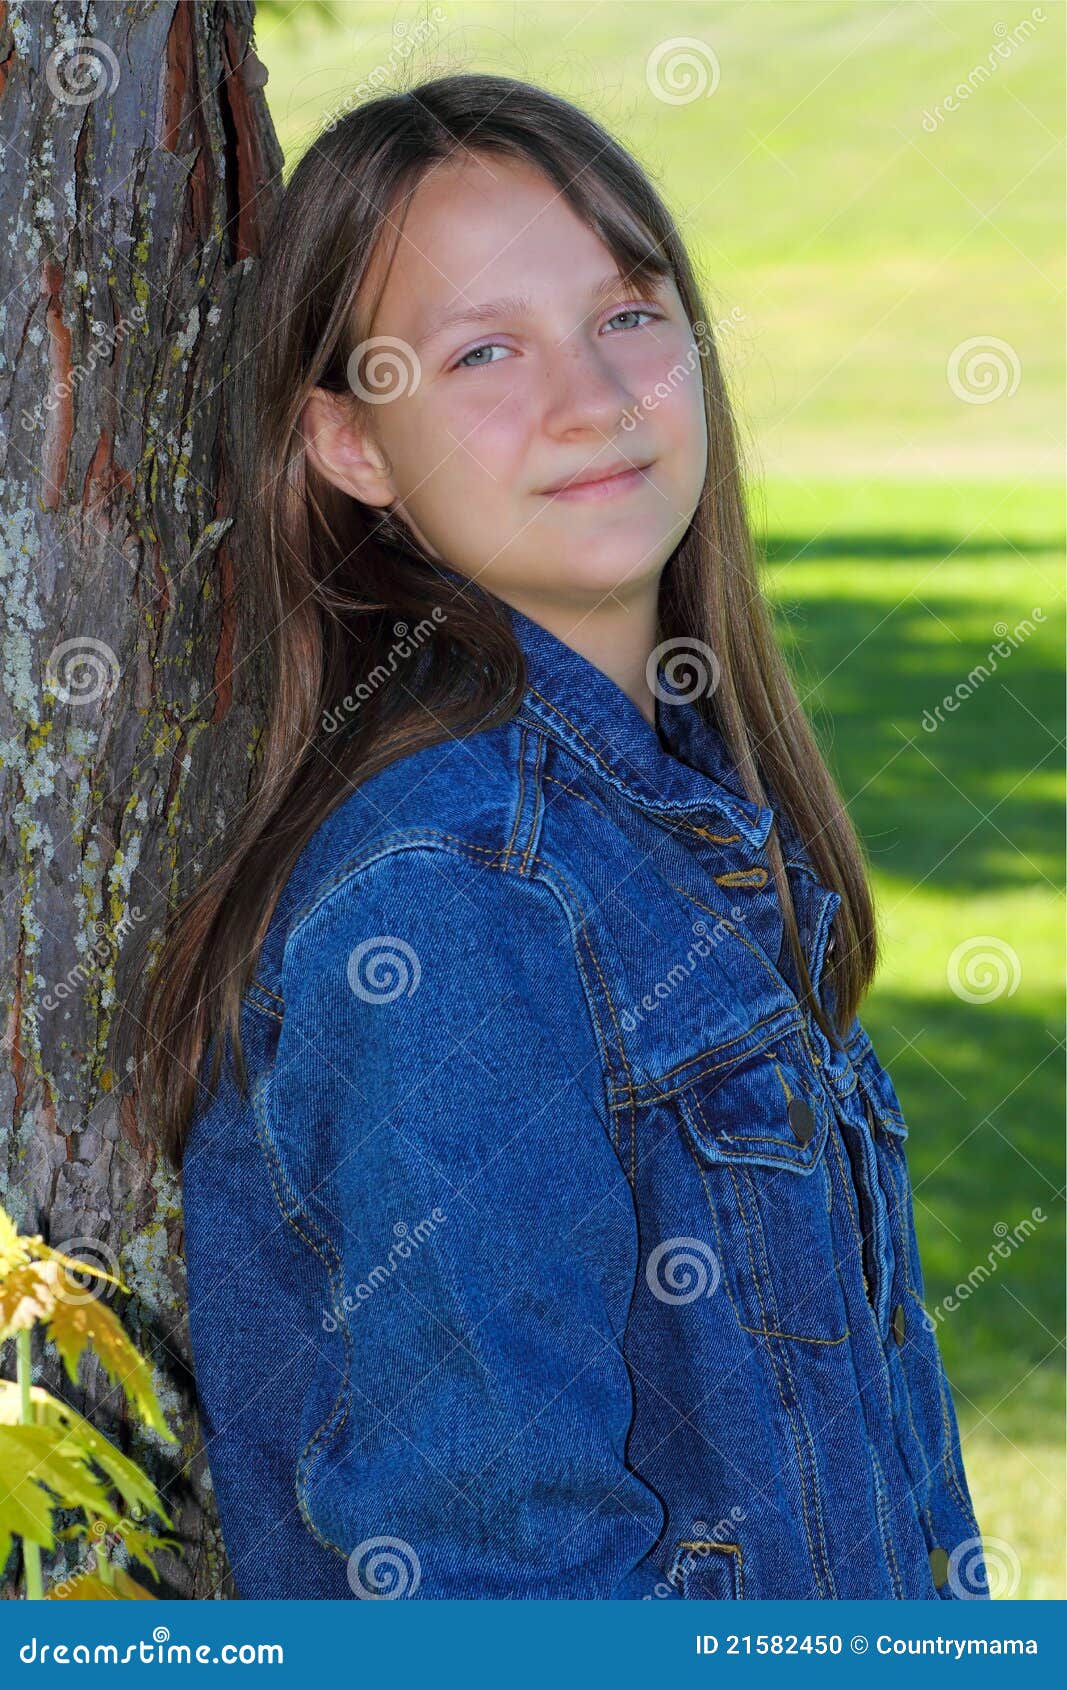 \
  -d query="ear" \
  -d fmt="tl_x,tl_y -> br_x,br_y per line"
300,388 -> 394,508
